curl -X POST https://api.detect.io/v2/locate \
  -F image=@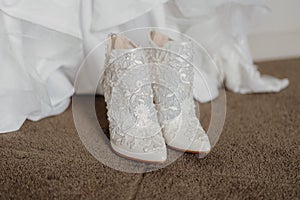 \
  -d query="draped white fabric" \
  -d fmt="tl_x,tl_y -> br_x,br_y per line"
0,0 -> 289,133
